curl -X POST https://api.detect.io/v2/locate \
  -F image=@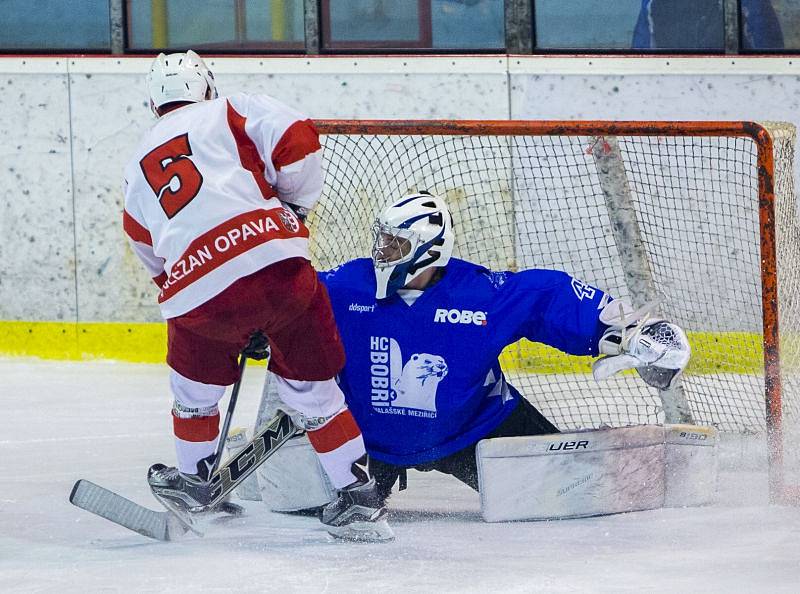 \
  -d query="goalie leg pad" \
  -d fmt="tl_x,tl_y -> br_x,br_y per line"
476,424 -> 717,522
256,433 -> 336,512
253,373 -> 336,510
272,375 -> 367,489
